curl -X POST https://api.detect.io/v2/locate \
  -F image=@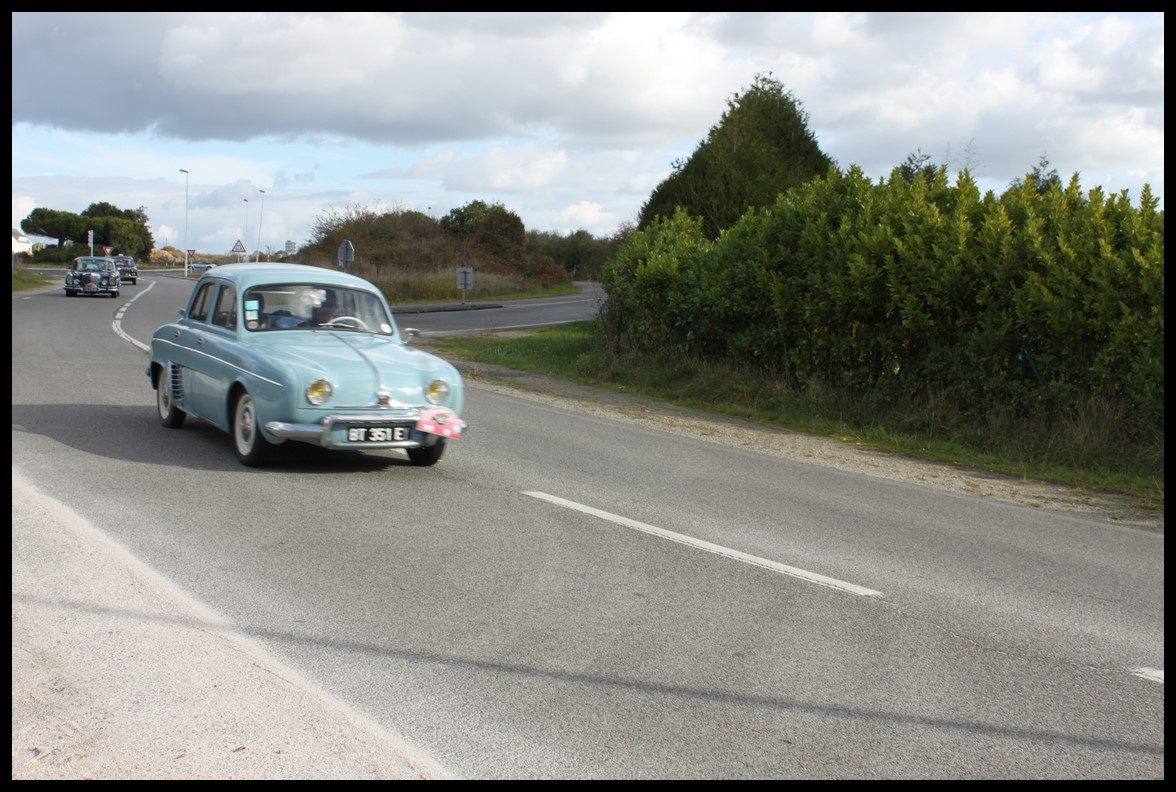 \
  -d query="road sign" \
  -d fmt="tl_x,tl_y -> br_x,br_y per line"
456,267 -> 474,304
232,239 -> 247,254
338,240 -> 355,271
102,246 -> 113,256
